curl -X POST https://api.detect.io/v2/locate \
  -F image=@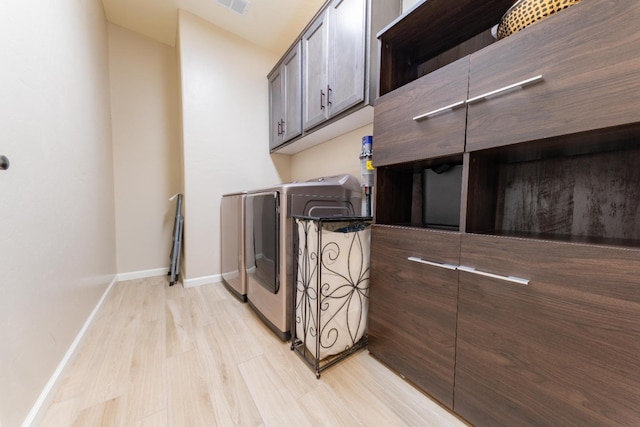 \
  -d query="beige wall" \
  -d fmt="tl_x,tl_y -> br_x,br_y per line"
177,10 -> 290,283
108,24 -> 182,275
290,124 -> 373,182
0,0 -> 116,425
403,0 -> 419,12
